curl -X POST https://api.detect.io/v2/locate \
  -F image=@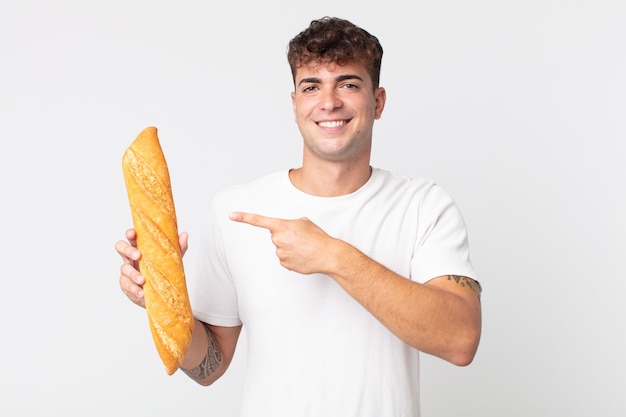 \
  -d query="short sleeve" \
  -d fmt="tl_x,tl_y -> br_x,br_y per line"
410,184 -> 477,283
188,201 -> 242,327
